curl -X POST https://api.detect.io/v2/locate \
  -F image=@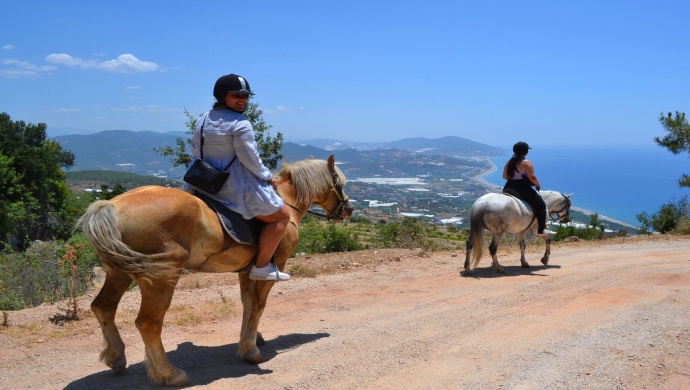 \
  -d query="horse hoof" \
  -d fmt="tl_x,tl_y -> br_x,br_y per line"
521,264 -> 530,268
244,352 -> 264,364
106,357 -> 127,374
163,369 -> 190,387
541,258 -> 549,265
